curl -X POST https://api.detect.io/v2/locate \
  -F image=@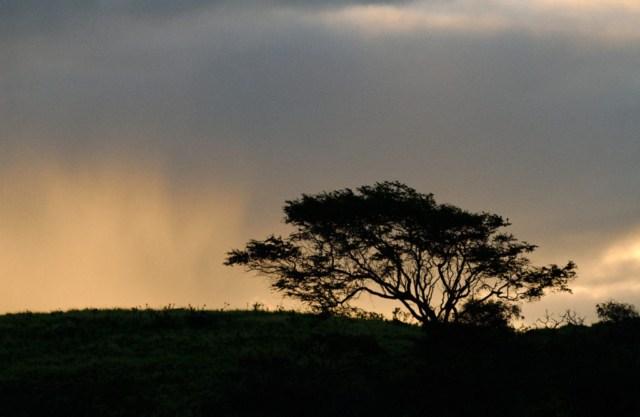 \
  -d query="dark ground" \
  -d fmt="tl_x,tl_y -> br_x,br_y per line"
1,307 -> 639,416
